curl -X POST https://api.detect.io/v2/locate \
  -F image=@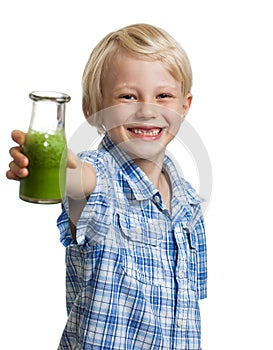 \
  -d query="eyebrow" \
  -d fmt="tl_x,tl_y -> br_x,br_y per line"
113,83 -> 179,92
